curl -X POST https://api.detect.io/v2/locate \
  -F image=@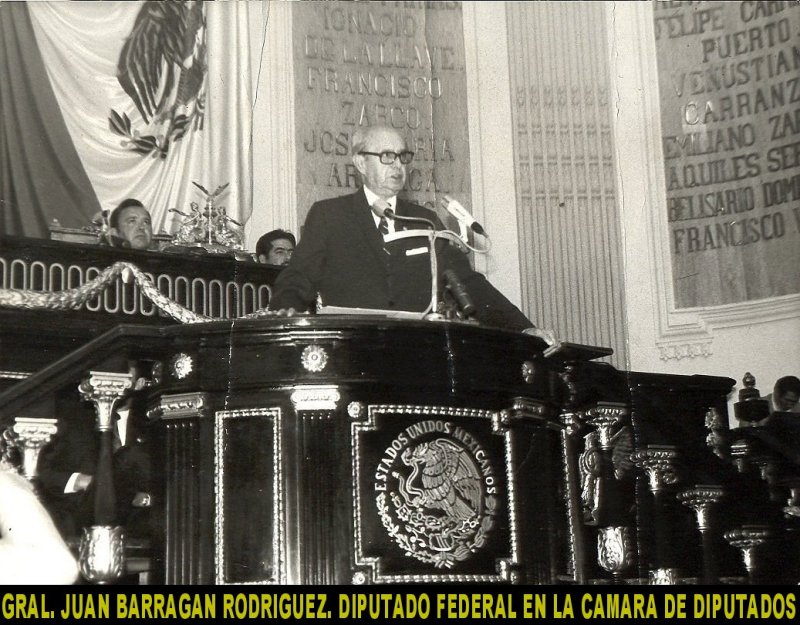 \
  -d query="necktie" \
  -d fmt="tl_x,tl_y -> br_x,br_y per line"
373,199 -> 391,236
